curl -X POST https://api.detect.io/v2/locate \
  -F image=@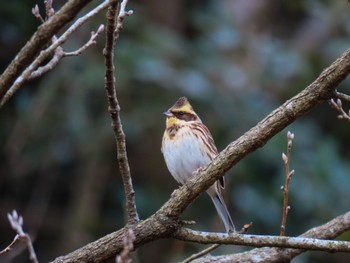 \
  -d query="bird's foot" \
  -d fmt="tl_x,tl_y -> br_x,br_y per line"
171,189 -> 179,197
192,167 -> 203,176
